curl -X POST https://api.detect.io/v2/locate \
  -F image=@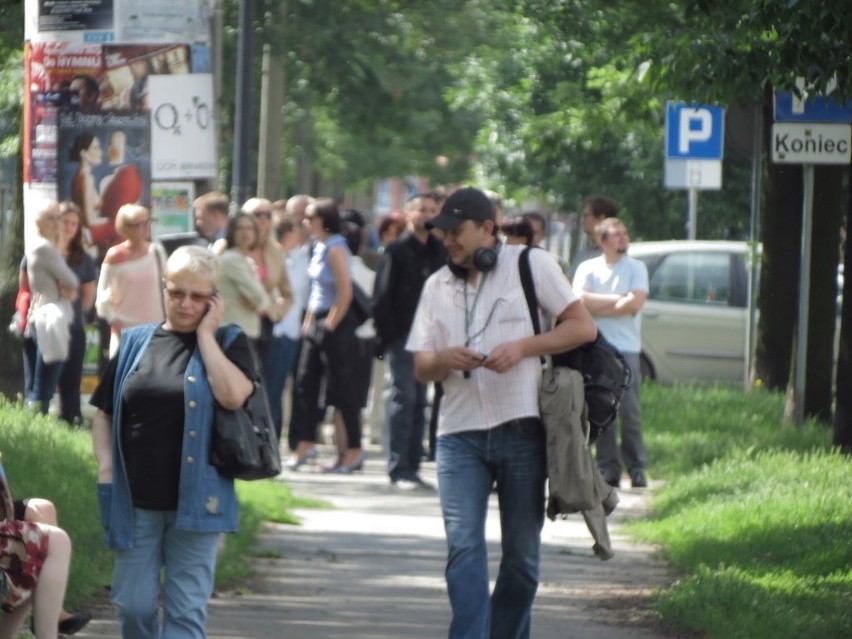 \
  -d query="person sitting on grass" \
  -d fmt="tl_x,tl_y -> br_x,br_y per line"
12,497 -> 91,635
0,460 -> 74,639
